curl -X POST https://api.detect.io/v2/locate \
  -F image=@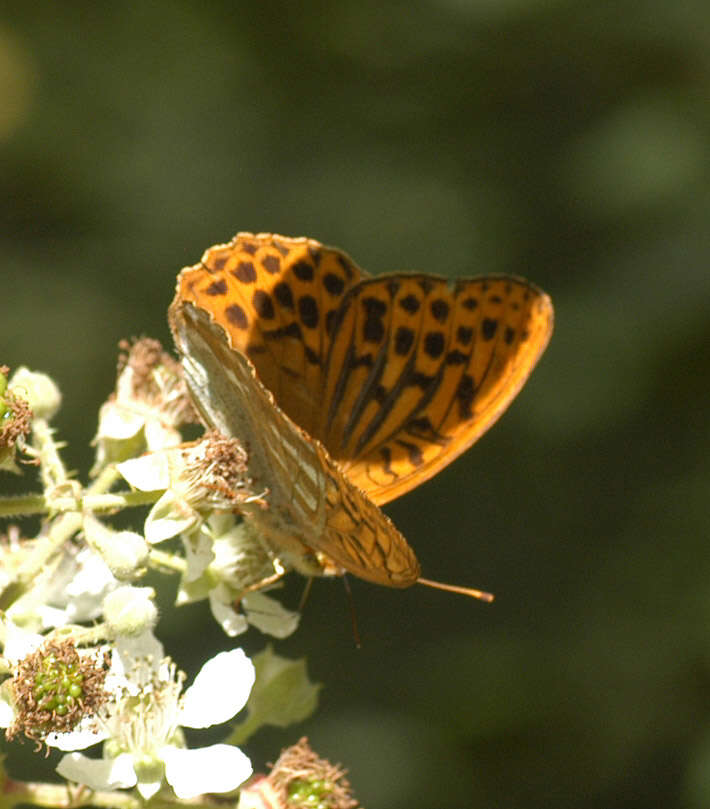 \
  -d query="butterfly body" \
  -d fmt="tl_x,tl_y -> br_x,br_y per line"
169,233 -> 553,592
